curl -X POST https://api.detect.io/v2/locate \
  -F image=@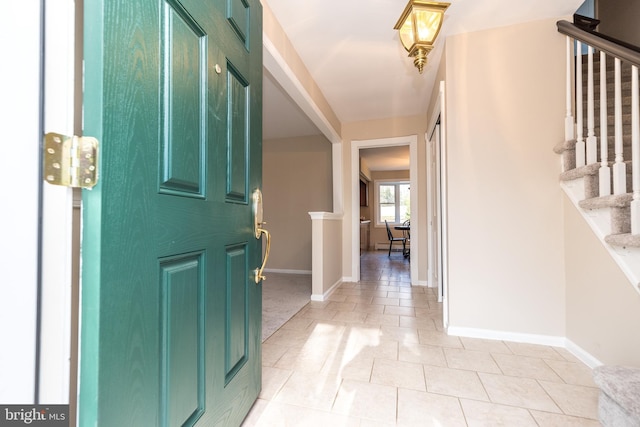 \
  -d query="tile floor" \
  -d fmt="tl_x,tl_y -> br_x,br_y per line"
242,251 -> 601,426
